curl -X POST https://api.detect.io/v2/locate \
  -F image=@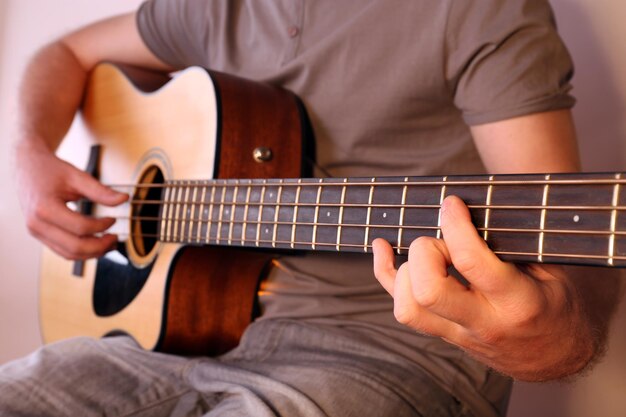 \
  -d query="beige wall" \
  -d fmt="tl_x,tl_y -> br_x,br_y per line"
508,2 -> 626,416
0,1 -> 624,416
